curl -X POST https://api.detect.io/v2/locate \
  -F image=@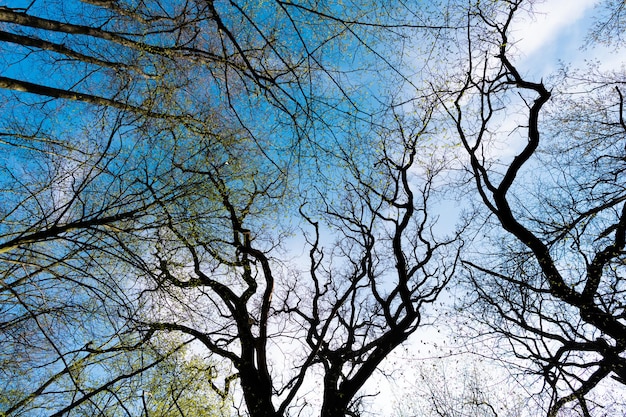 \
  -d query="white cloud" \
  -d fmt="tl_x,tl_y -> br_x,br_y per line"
511,0 -> 597,58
